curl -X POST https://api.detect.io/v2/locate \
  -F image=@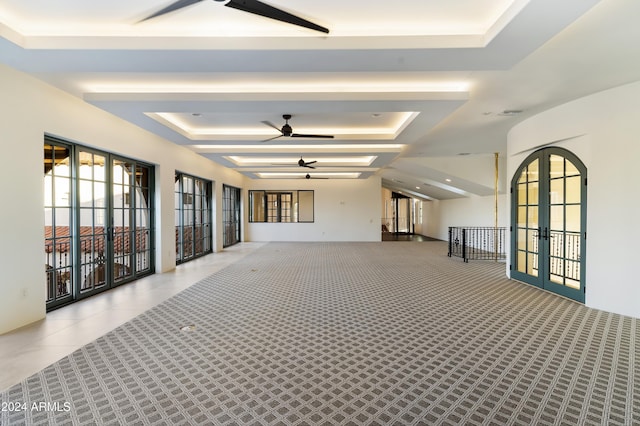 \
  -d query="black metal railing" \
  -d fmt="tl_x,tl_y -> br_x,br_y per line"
448,227 -> 506,262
